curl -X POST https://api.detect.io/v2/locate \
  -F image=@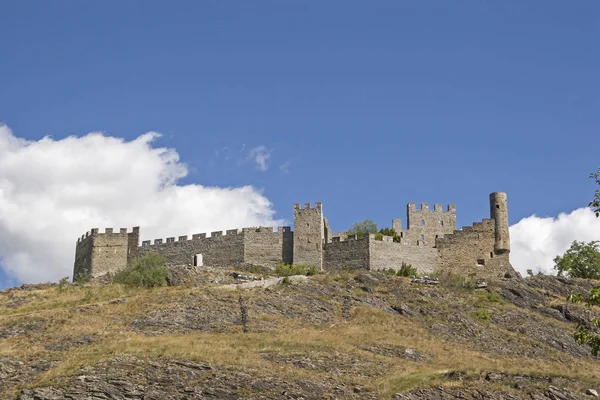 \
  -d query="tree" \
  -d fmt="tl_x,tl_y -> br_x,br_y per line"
553,240 -> 600,279
568,169 -> 600,356
378,227 -> 402,242
346,219 -> 377,239
590,168 -> 600,217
